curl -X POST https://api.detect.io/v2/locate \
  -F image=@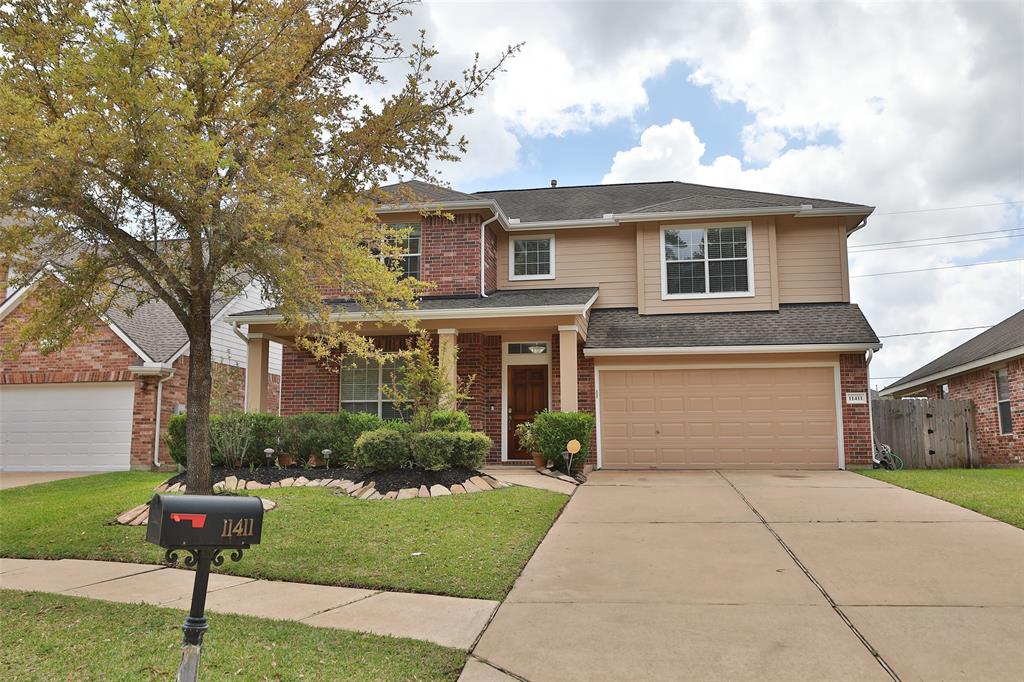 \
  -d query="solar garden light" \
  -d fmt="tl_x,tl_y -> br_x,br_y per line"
147,494 -> 264,682
264,447 -> 275,467
322,448 -> 333,467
